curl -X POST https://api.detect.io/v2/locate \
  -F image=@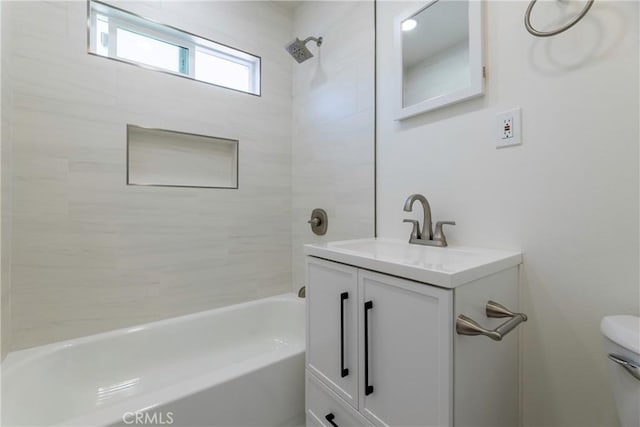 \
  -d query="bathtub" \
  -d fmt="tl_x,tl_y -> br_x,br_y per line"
2,294 -> 305,427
